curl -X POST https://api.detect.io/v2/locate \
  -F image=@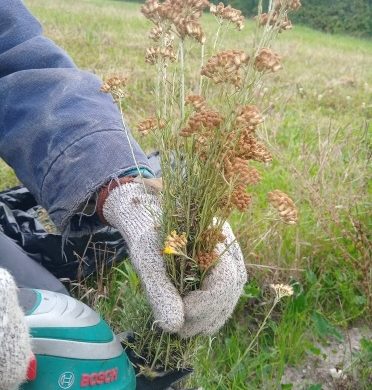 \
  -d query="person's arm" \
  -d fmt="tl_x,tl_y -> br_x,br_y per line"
0,0 -> 153,233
